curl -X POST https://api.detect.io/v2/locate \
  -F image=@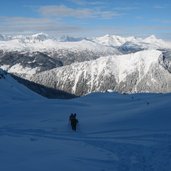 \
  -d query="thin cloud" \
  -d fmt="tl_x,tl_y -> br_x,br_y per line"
38,5 -> 121,19
0,16 -> 83,33
0,17 -> 51,25
70,0 -> 86,5
153,5 -> 167,9
153,19 -> 171,24
70,0 -> 106,6
70,0 -> 139,11
142,26 -> 171,31
39,5 -> 92,18
161,20 -> 171,24
113,6 -> 139,11
118,25 -> 171,36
